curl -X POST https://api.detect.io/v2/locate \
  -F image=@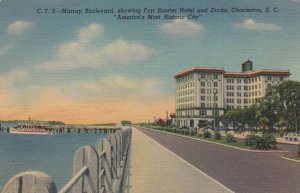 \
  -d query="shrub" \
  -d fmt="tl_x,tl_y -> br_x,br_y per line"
203,131 -> 211,138
197,133 -> 203,138
259,133 -> 277,149
225,133 -> 235,143
214,132 -> 222,140
245,134 -> 259,148
184,130 -> 189,135
245,133 -> 277,150
180,130 -> 185,135
189,131 -> 196,136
